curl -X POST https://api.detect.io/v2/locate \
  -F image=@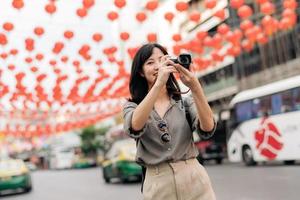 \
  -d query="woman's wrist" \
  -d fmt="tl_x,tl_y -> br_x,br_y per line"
189,78 -> 202,92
